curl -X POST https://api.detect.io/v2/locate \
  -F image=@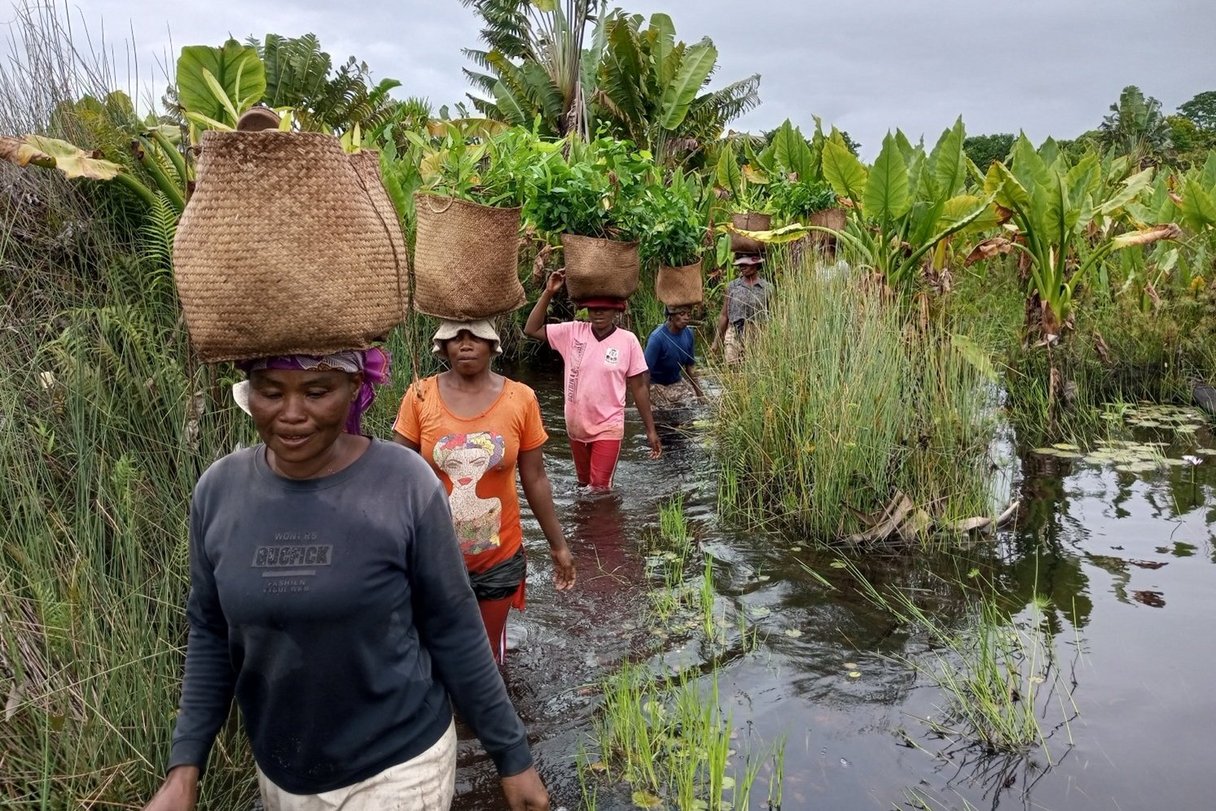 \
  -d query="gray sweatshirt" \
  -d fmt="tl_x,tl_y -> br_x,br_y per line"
167,439 -> 532,793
